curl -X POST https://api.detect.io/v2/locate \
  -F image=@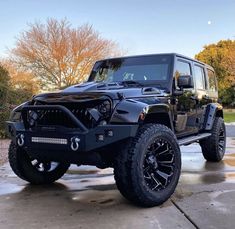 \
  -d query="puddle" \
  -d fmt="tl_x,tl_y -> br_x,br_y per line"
71,190 -> 119,206
67,169 -> 98,175
0,140 -> 234,205
85,183 -> 117,191
0,183 -> 24,195
0,181 -> 69,196
80,179 -> 90,183
172,188 -> 193,200
224,153 -> 235,167
180,148 -> 235,186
